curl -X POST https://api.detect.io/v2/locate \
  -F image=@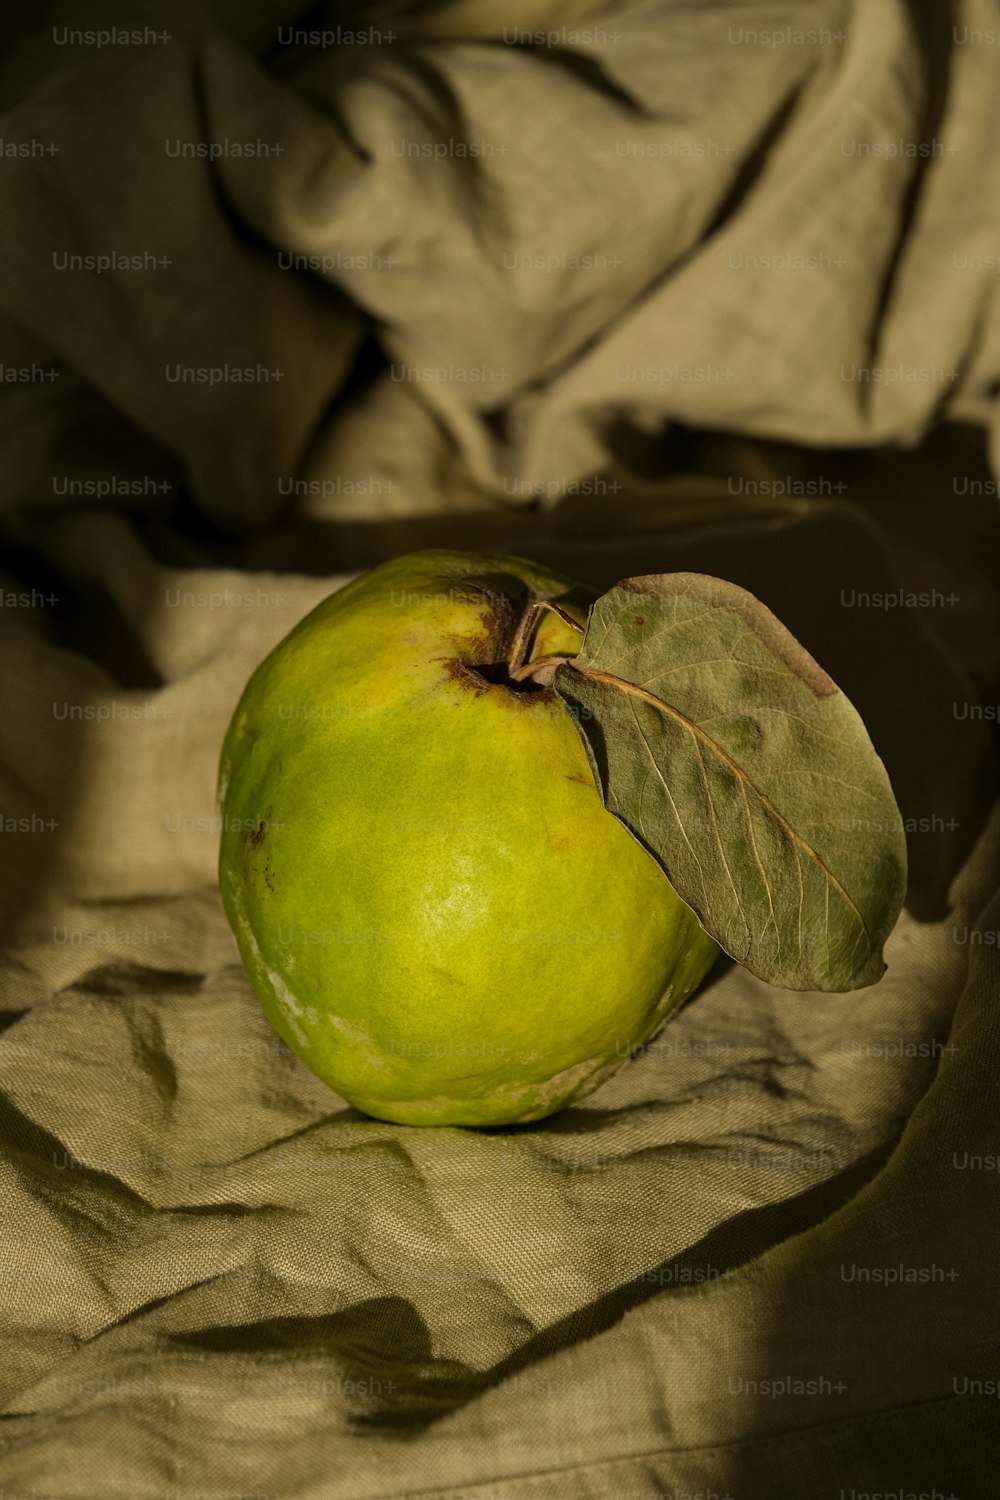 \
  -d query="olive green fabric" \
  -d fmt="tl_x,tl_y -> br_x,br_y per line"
1,1 -> 1000,1497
